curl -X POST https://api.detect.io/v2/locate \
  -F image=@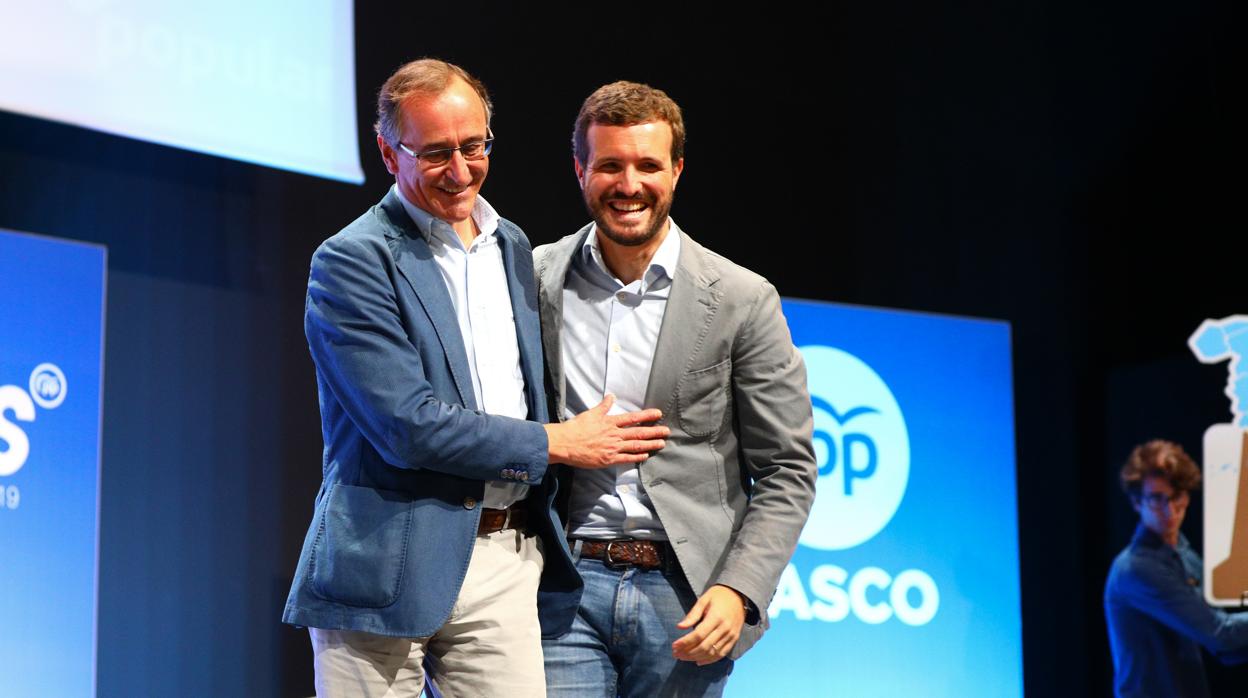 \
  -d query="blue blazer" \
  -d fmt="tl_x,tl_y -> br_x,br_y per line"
283,190 -> 581,638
